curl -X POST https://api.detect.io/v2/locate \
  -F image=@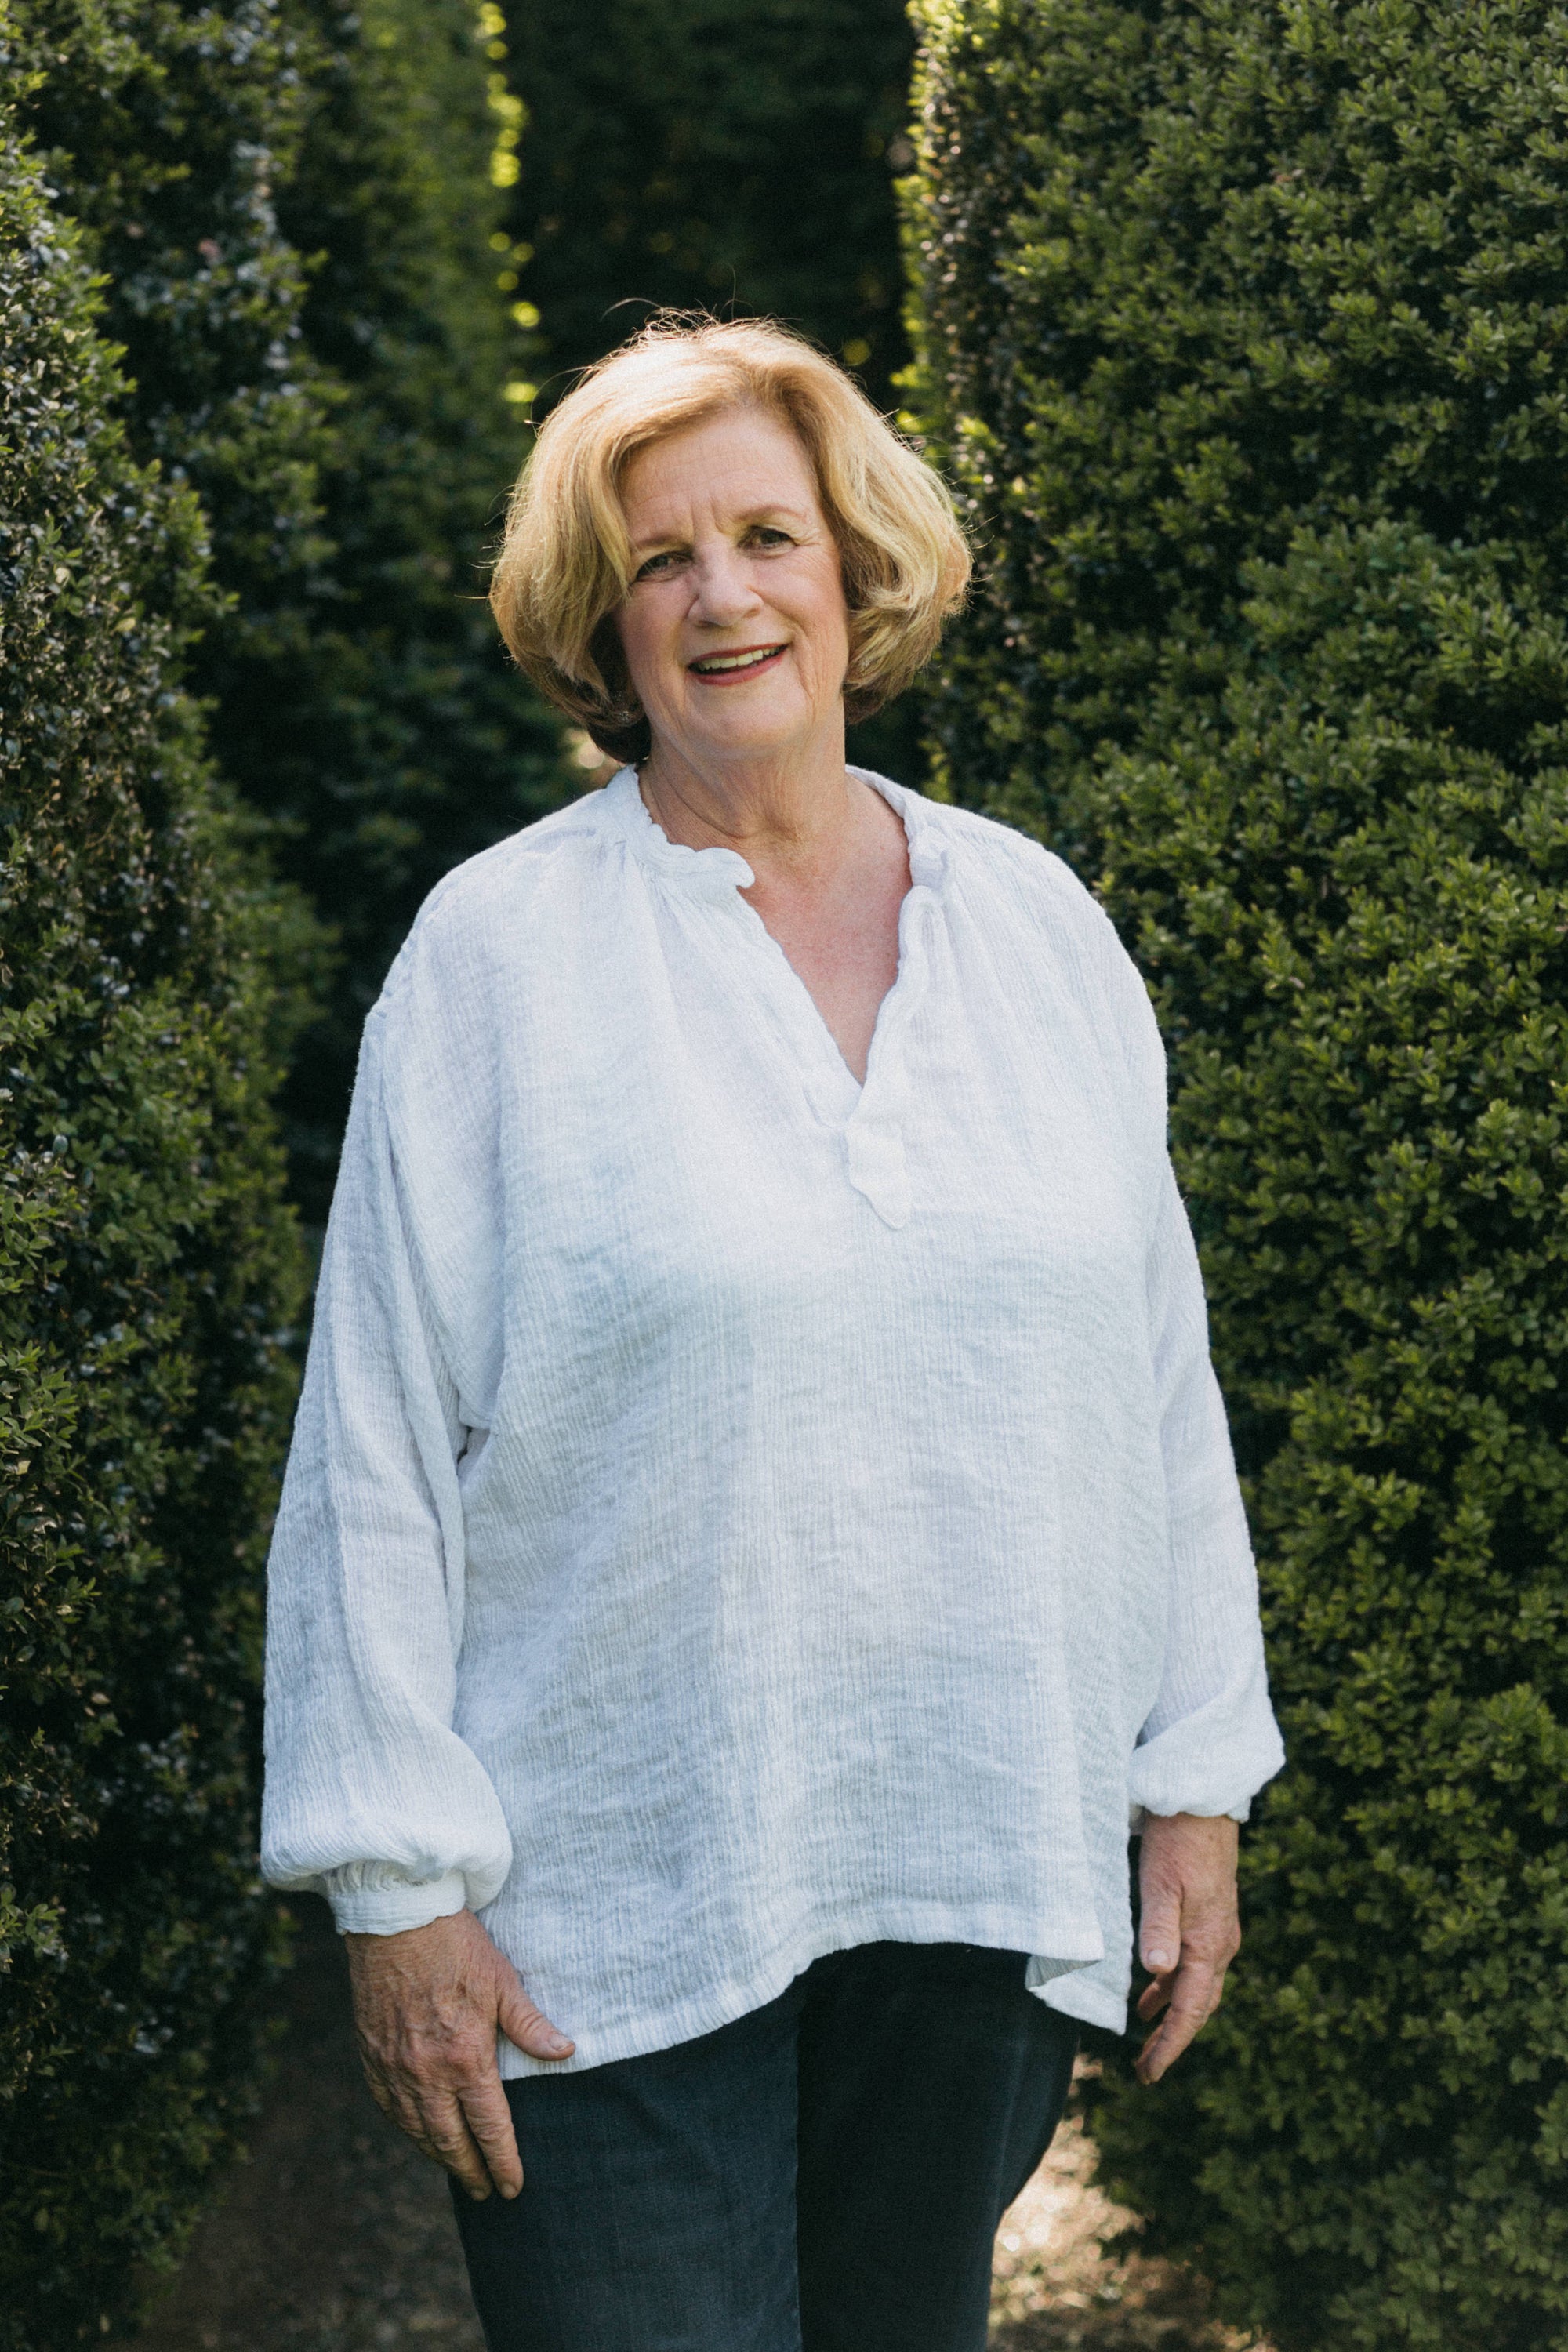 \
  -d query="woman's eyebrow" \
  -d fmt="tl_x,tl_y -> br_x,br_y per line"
629,503 -> 811,553
732,502 -> 813,528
